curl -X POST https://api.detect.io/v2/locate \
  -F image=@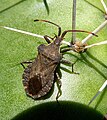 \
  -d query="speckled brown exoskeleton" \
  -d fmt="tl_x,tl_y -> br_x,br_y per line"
21,19 -> 97,100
